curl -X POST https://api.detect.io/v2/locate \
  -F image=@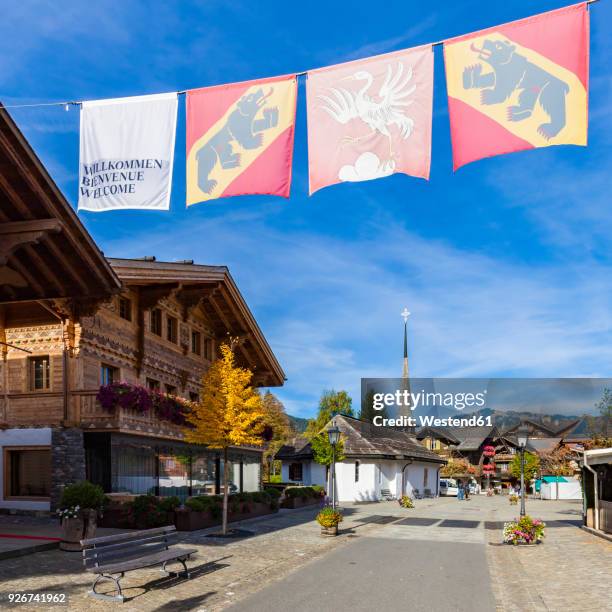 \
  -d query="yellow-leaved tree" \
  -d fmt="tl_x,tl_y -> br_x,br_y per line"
185,341 -> 265,534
